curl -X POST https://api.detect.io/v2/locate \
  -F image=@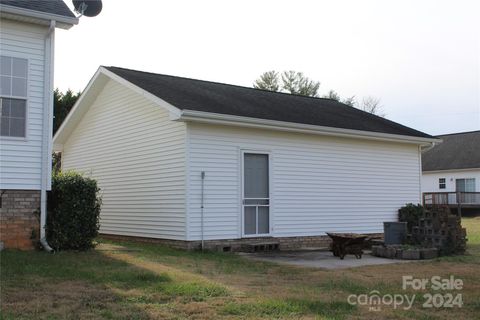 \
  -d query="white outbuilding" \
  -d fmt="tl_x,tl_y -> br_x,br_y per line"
53,66 -> 439,250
